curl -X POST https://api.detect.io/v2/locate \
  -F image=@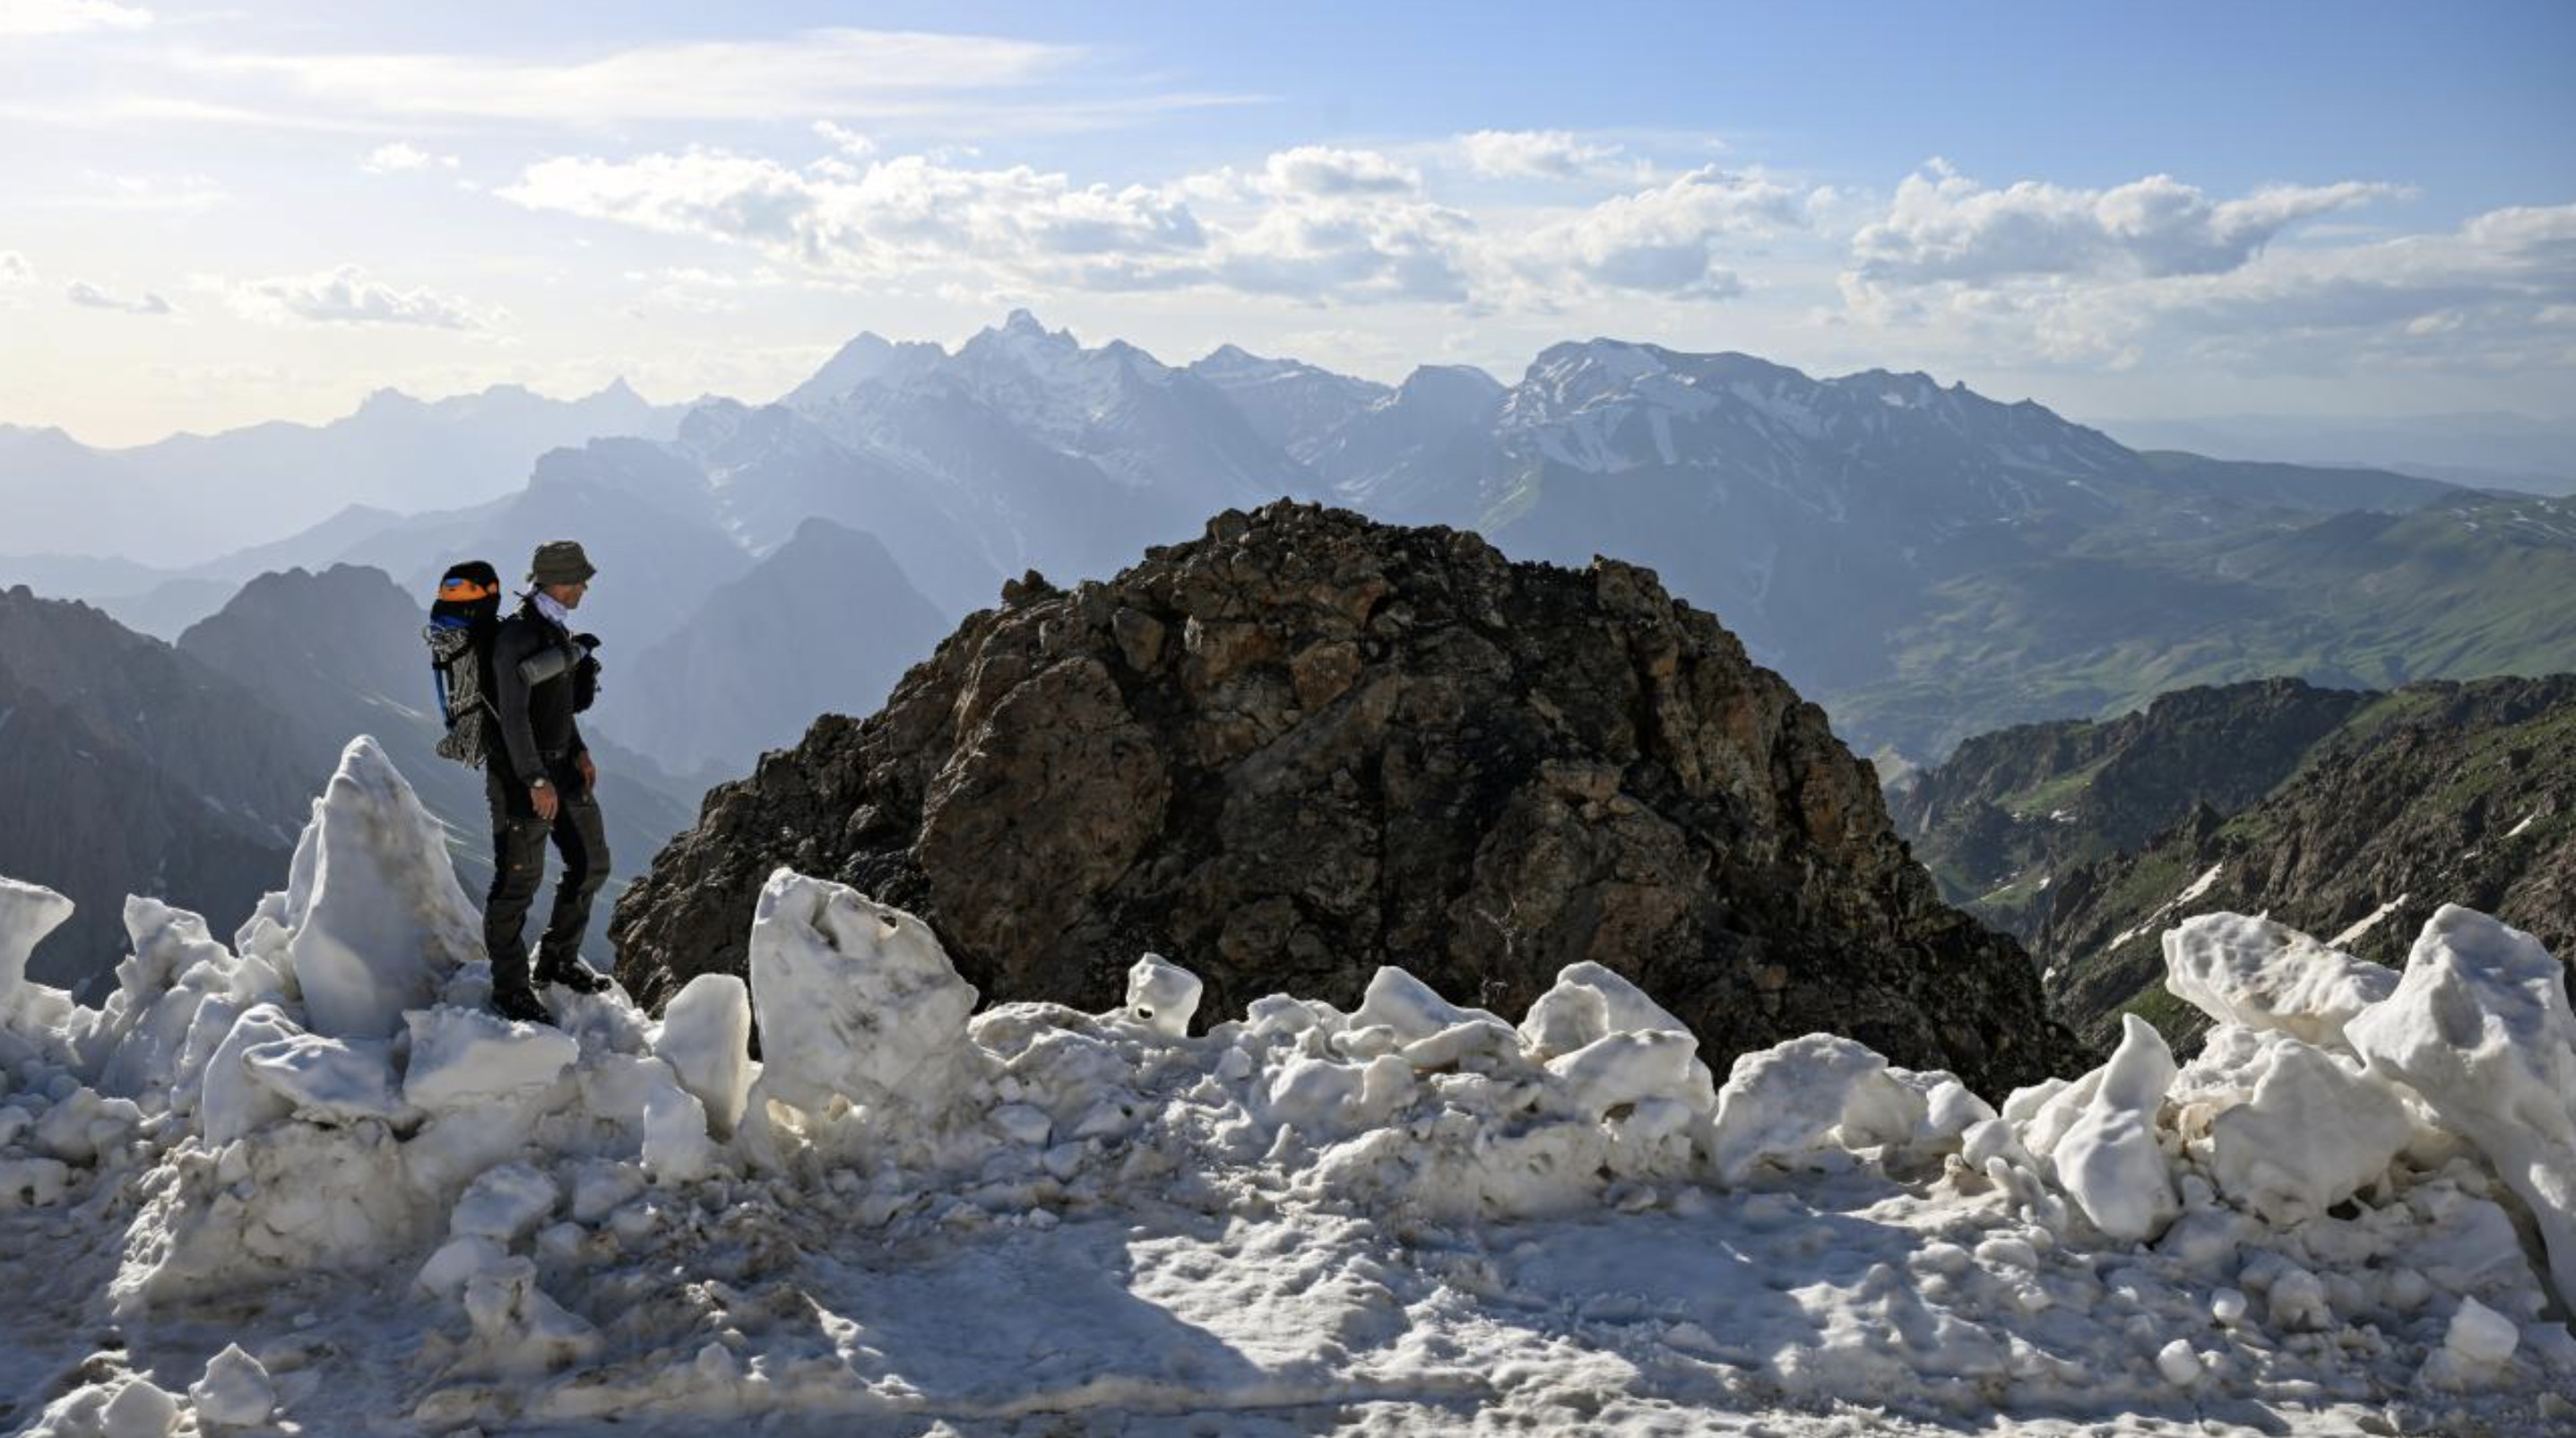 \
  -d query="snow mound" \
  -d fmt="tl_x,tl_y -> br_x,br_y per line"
2347,905 -> 2576,1311
2,746 -> 2573,1435
278,736 -> 485,1039
742,867 -> 990,1129
2047,1014 -> 2181,1241
2164,911 -> 2399,1051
